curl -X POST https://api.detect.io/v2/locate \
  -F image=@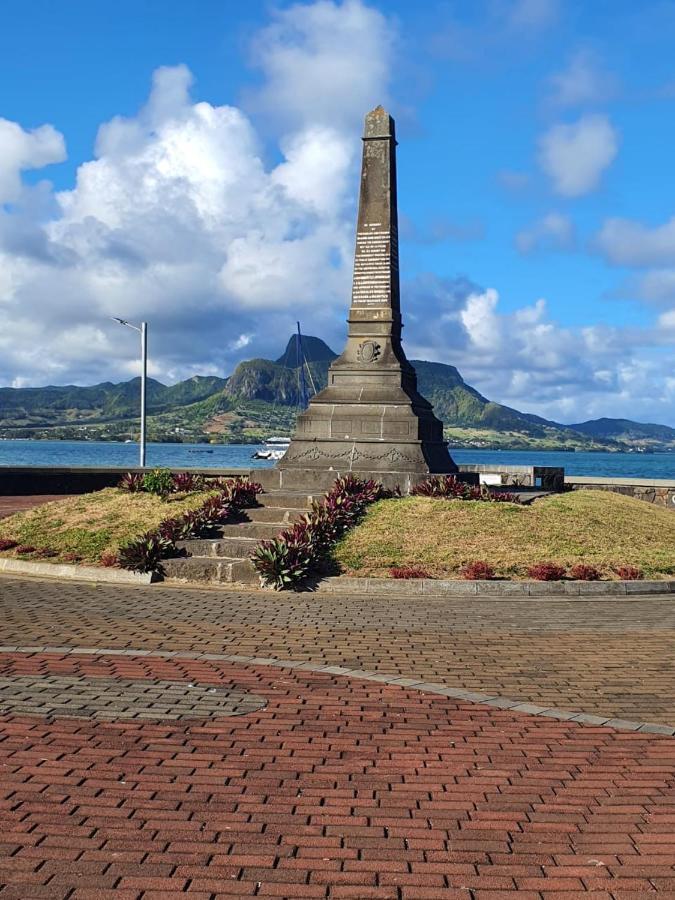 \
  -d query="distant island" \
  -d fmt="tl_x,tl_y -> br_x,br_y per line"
1,335 -> 674,453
